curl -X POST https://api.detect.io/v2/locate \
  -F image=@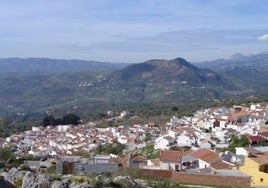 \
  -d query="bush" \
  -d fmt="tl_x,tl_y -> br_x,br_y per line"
72,177 -> 85,184
14,178 -> 23,187
0,147 -> 14,161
